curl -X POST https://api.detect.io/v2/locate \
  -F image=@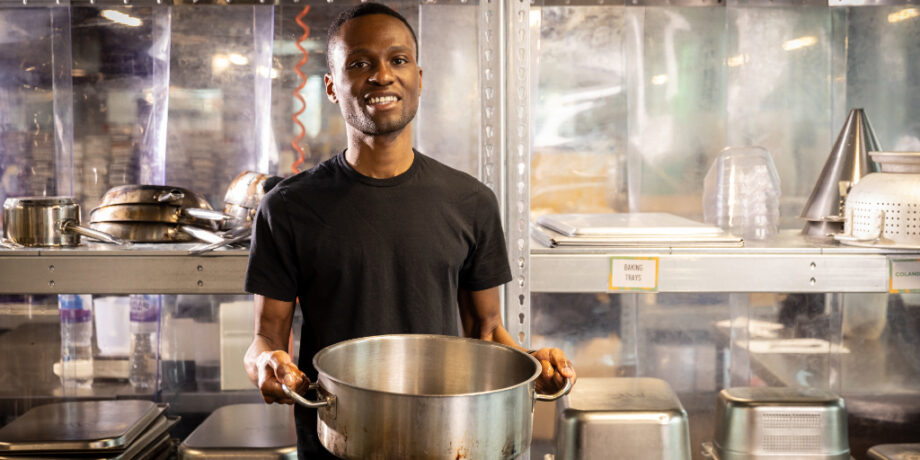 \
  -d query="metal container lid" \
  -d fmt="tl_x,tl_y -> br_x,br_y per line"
3,196 -> 77,209
178,403 -> 296,459
867,443 -> 920,460
0,400 -> 163,452
721,387 -> 842,406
